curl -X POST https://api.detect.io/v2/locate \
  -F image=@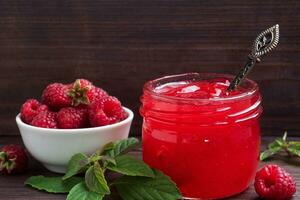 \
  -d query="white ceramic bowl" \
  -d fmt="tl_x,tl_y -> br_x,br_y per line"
16,107 -> 134,173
